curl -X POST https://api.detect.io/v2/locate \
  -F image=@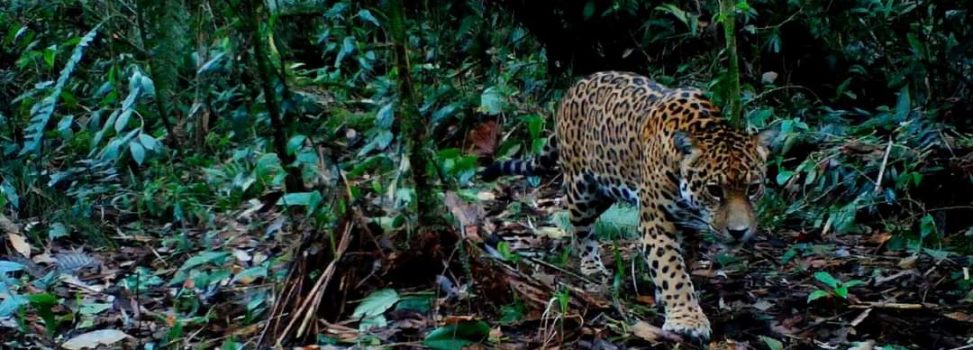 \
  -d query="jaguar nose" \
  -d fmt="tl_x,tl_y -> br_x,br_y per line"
727,228 -> 749,240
